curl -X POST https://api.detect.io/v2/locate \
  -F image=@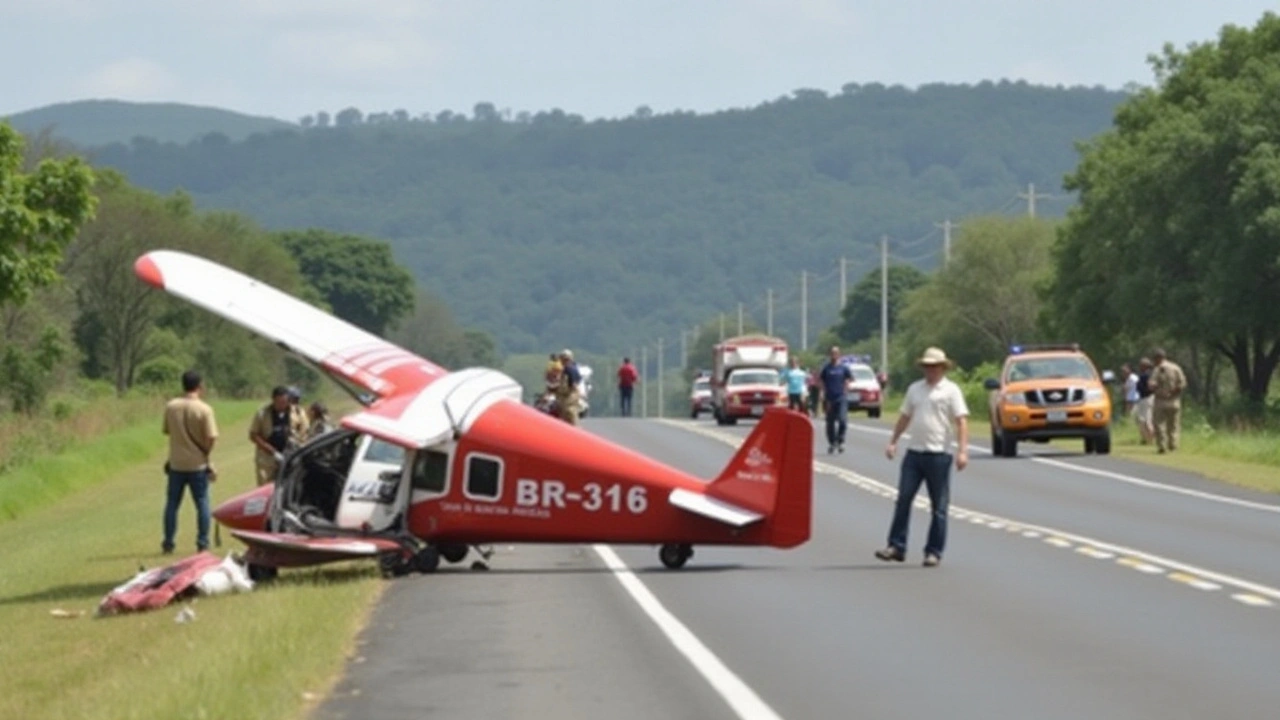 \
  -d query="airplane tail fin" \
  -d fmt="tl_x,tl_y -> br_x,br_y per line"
708,408 -> 813,548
